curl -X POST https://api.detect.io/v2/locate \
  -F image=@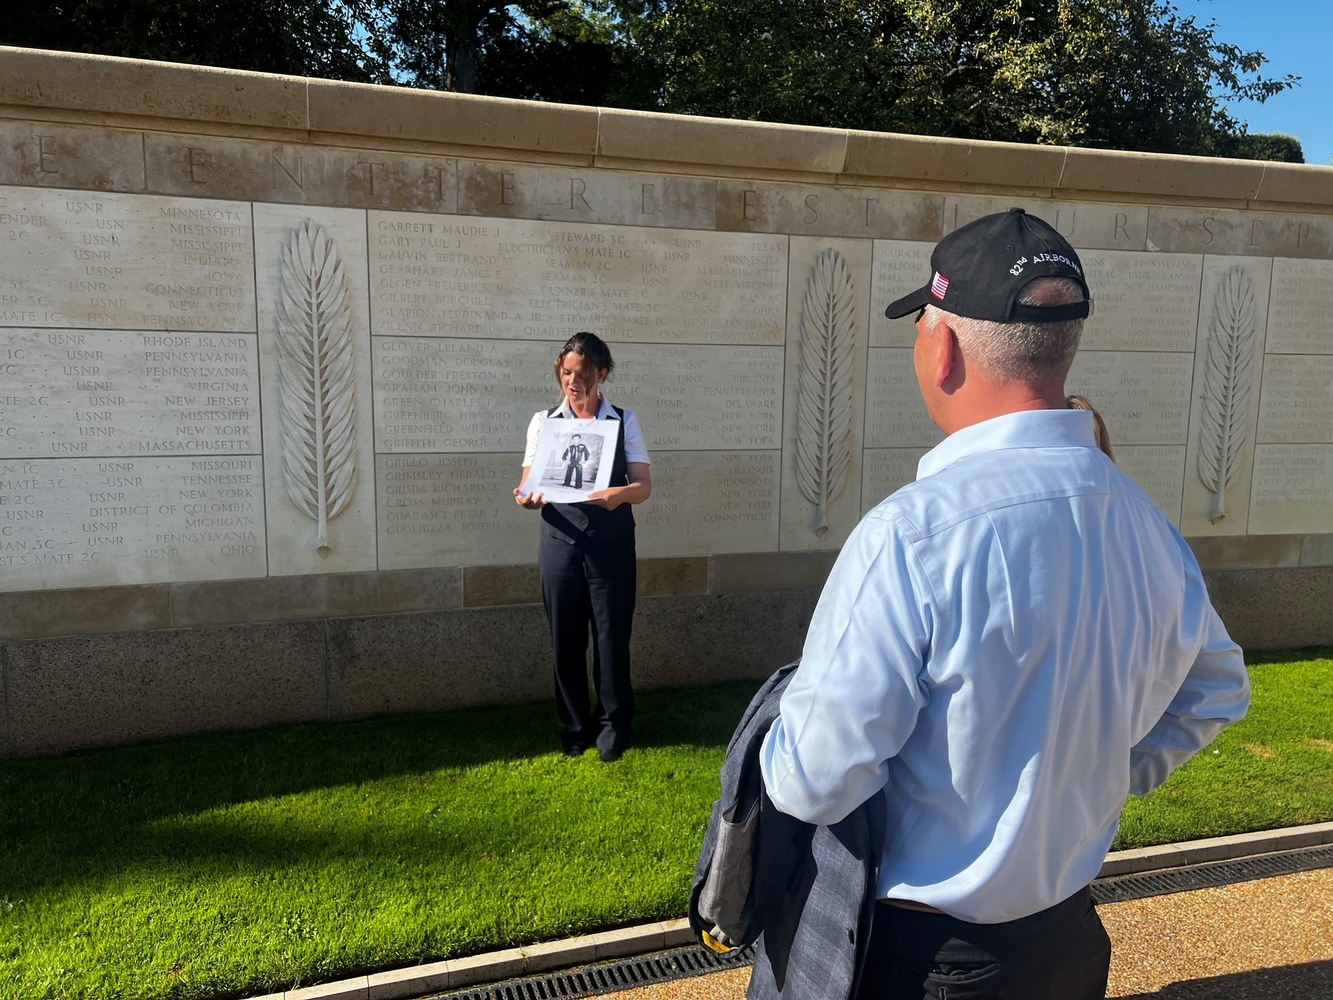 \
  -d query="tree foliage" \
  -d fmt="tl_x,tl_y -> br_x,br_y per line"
633,0 -> 1300,159
0,0 -> 1303,161
3,0 -> 380,80
1216,132 -> 1304,164
361,0 -> 638,105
